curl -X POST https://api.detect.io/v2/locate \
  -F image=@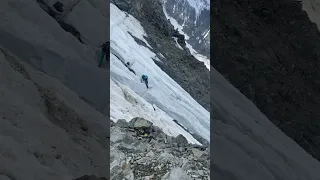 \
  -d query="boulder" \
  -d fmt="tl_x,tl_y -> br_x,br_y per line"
173,134 -> 188,146
116,119 -> 129,128
129,117 -> 153,129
